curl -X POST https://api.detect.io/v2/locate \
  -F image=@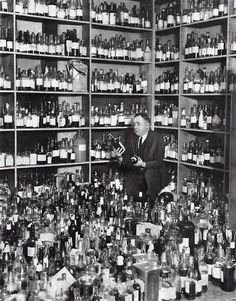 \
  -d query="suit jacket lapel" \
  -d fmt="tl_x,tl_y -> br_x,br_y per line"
144,131 -> 153,159
133,134 -> 139,154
